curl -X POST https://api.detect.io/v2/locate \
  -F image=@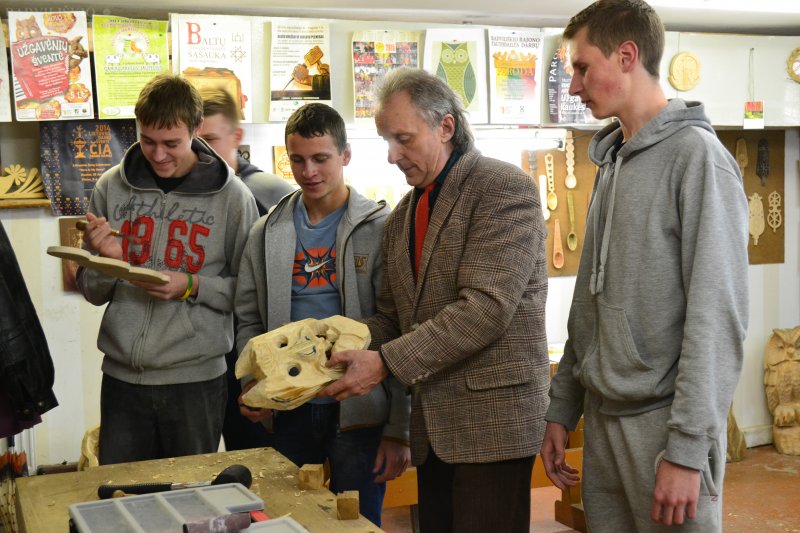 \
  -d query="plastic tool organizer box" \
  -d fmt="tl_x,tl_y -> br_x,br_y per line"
68,482 -> 263,532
